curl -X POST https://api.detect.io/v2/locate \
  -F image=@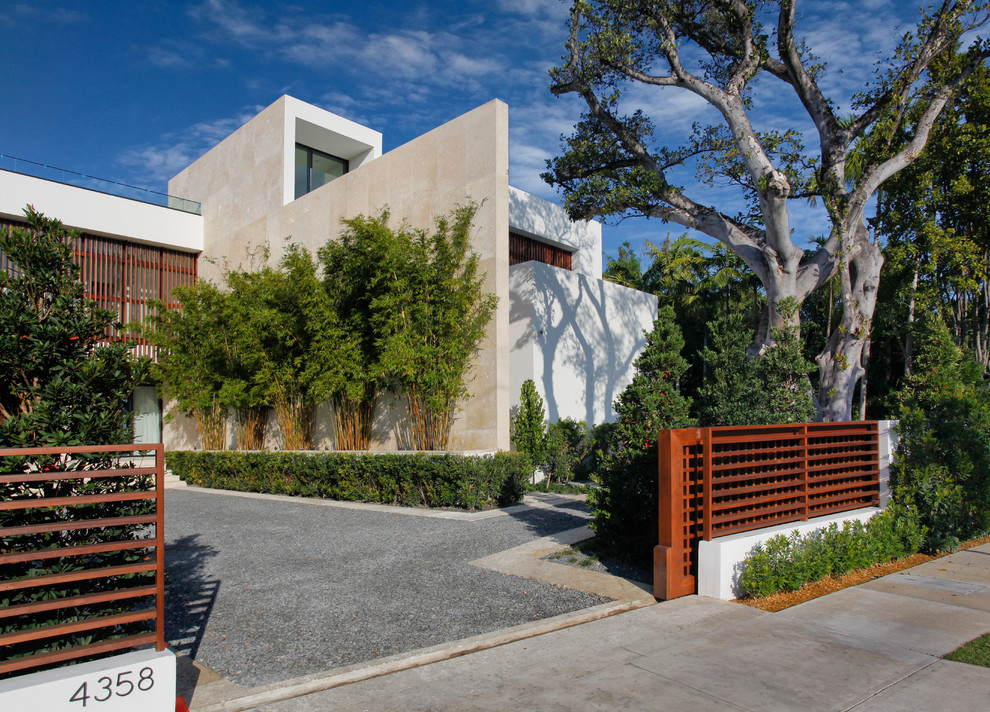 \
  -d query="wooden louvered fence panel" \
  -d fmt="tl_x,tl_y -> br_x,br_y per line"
0,444 -> 165,677
655,422 -> 880,600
